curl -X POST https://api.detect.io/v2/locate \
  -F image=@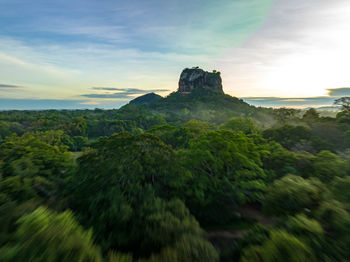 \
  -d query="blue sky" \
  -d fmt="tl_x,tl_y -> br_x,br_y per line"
1,0 -> 350,109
